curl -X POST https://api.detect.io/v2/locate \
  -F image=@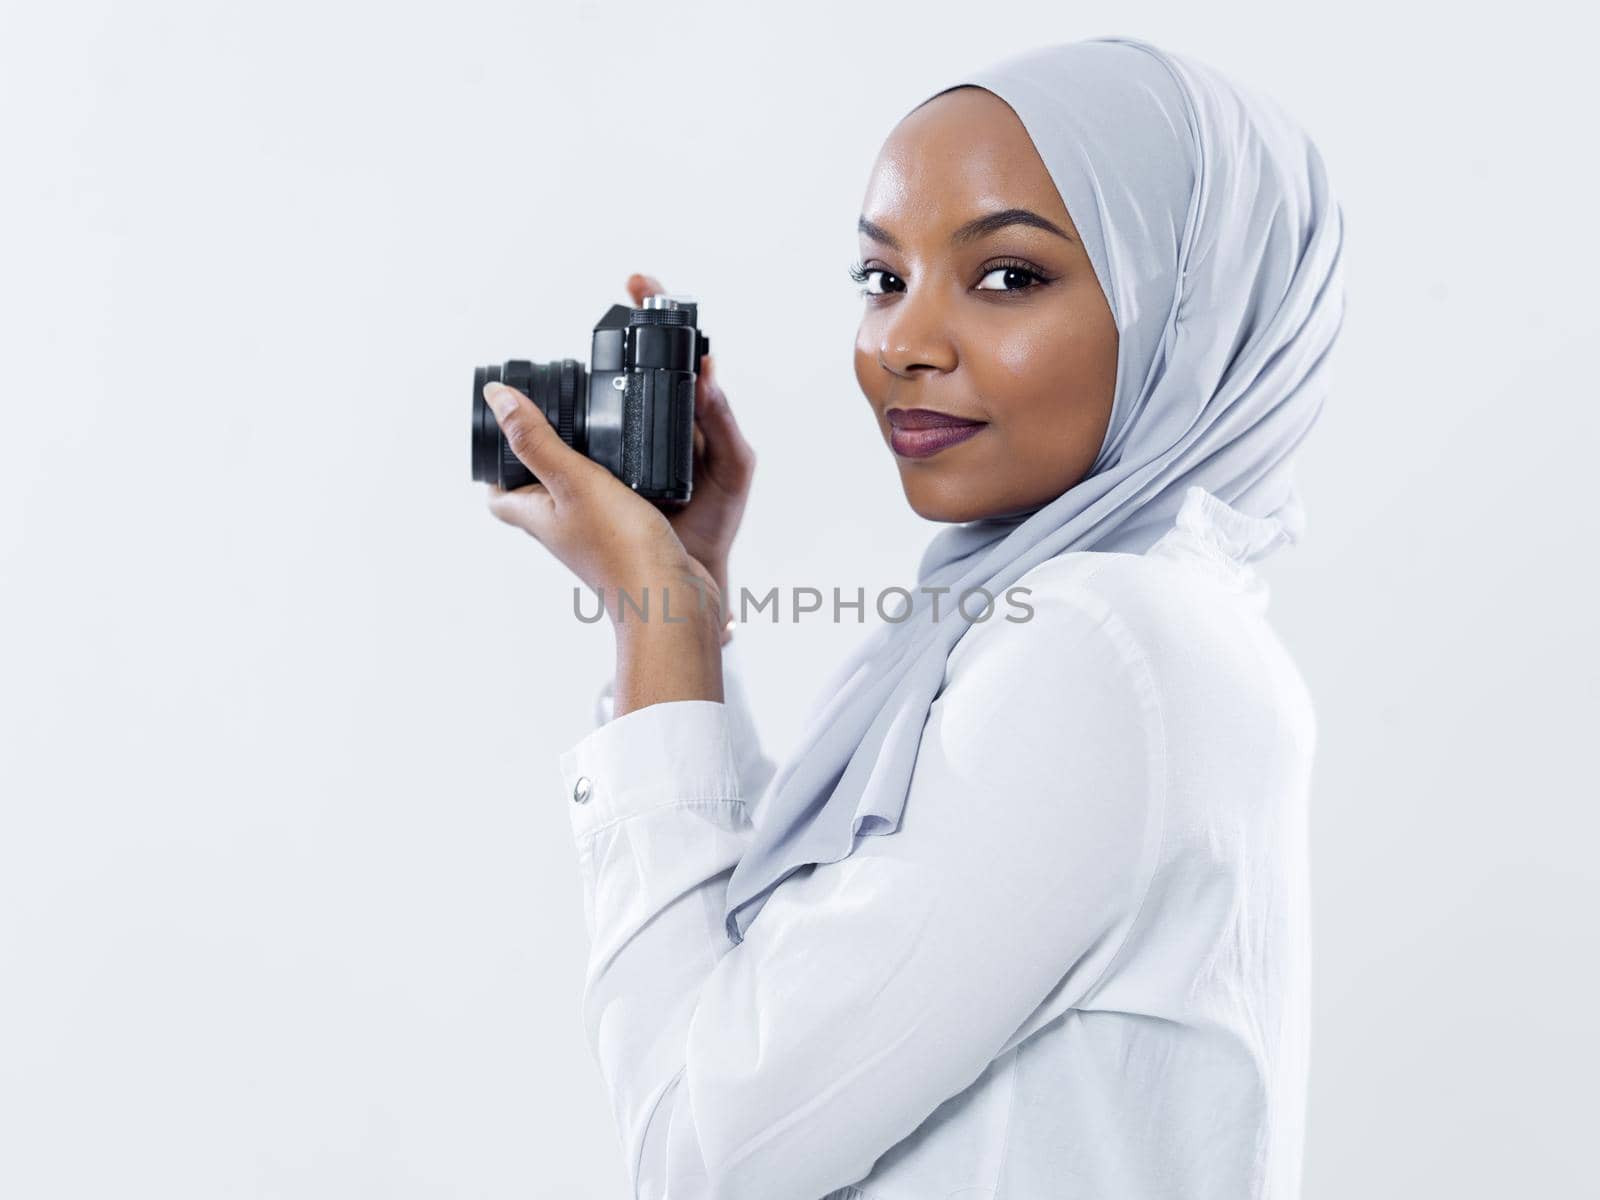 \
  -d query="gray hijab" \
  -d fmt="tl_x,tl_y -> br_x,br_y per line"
722,35 -> 1345,945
